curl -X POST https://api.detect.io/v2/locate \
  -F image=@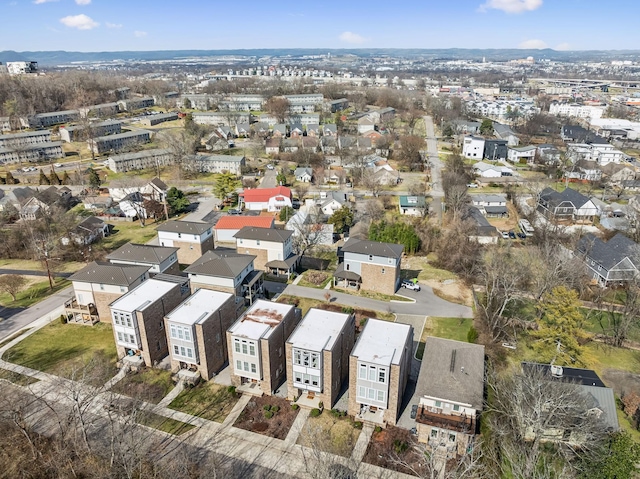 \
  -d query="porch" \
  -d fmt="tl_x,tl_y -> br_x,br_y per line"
236,380 -> 263,397
355,404 -> 385,426
242,270 -> 264,305
64,298 -> 99,325
333,264 -> 361,290
265,254 -> 300,280
293,390 -> 323,409
176,368 -> 201,386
